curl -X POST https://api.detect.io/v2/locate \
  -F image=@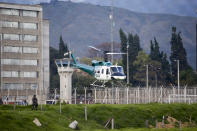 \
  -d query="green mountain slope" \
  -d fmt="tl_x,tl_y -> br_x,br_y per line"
42,1 -> 197,69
